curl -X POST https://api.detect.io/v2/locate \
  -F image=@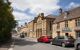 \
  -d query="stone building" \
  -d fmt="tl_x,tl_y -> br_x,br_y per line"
27,20 -> 34,37
26,13 -> 55,38
52,7 -> 80,39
